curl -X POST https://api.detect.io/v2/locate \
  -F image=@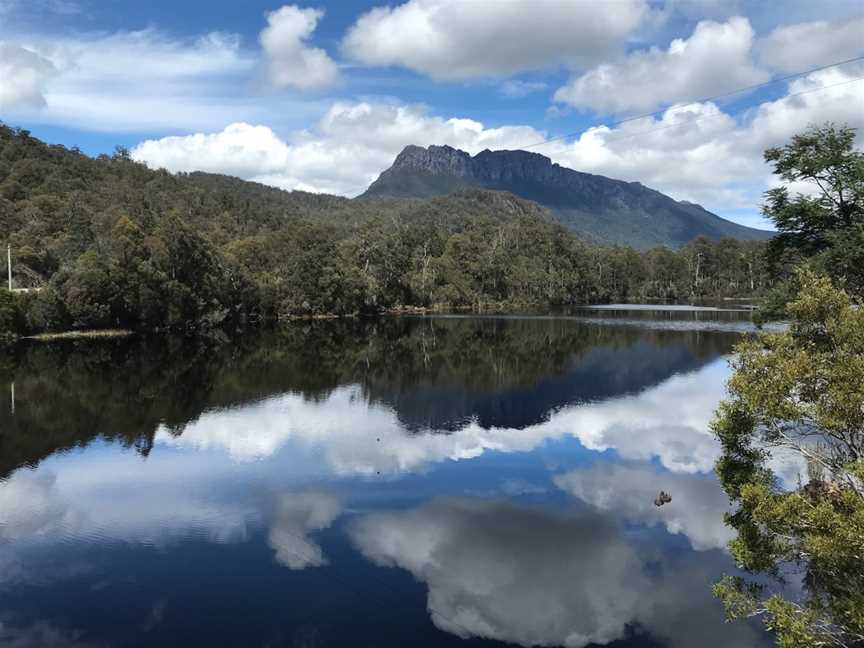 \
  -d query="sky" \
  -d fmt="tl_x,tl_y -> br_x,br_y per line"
1,0 -> 863,229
